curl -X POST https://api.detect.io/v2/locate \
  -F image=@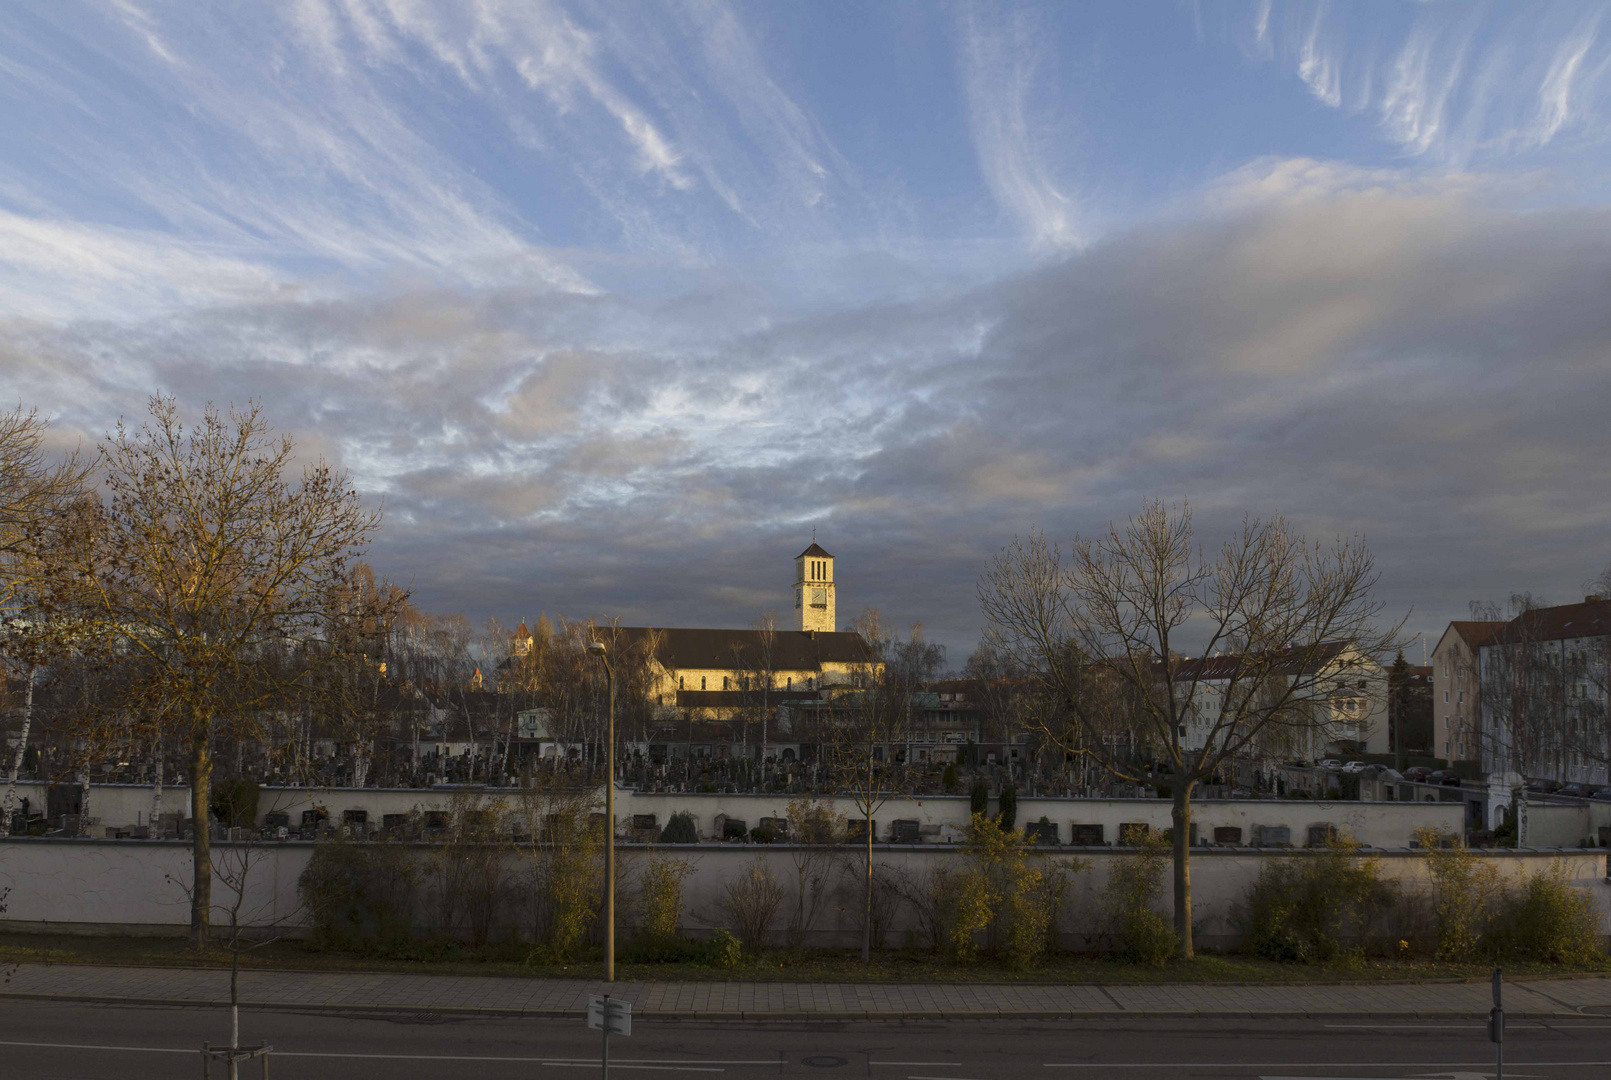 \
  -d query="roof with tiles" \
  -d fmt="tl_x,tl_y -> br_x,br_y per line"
612,626 -> 870,671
